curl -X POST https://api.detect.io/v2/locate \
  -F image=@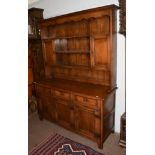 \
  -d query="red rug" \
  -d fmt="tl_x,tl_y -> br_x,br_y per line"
29,133 -> 104,155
